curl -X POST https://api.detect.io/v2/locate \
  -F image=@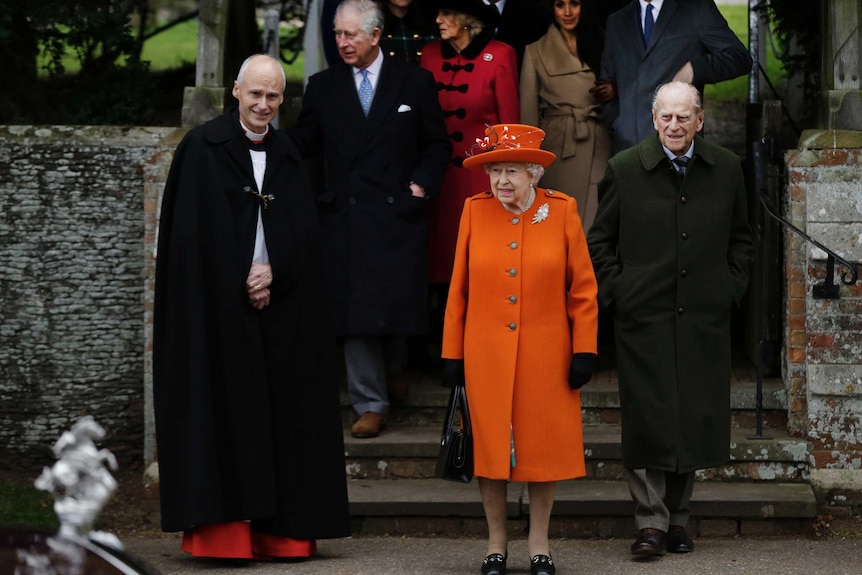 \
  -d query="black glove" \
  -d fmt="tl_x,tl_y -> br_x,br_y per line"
442,359 -> 465,388
568,353 -> 595,390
